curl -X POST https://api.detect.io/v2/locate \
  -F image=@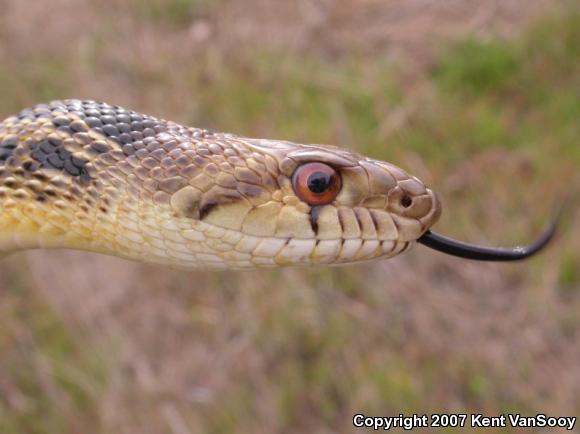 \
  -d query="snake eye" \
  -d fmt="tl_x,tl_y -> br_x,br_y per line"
292,162 -> 341,206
